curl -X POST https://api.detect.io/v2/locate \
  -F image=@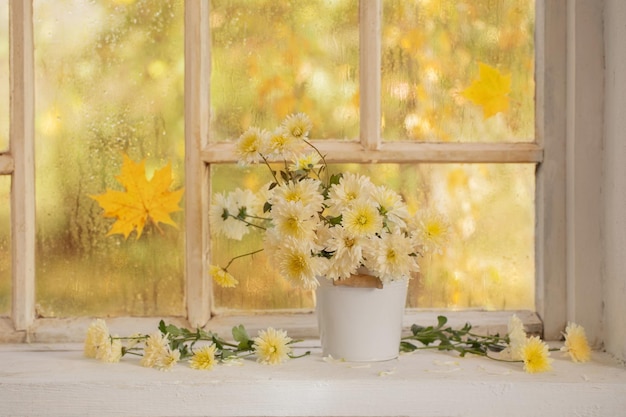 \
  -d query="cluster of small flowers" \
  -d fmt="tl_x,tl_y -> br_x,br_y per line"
502,315 -> 591,373
209,113 -> 450,290
84,319 -> 296,371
